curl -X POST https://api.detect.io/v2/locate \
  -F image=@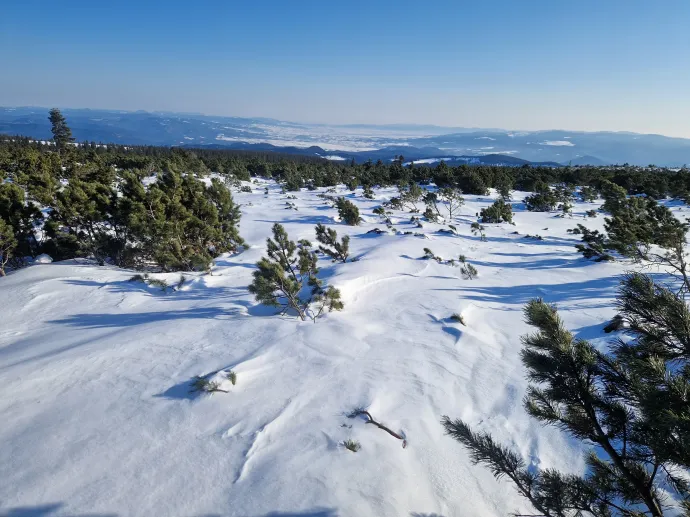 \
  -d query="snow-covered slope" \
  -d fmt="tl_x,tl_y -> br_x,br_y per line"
0,183 -> 662,516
